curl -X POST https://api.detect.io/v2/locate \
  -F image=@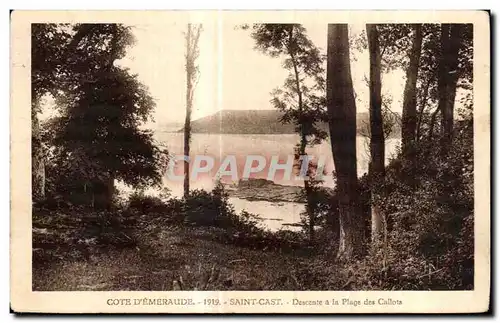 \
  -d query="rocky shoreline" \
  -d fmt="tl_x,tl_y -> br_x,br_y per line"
224,178 -> 304,203
224,178 -> 331,203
